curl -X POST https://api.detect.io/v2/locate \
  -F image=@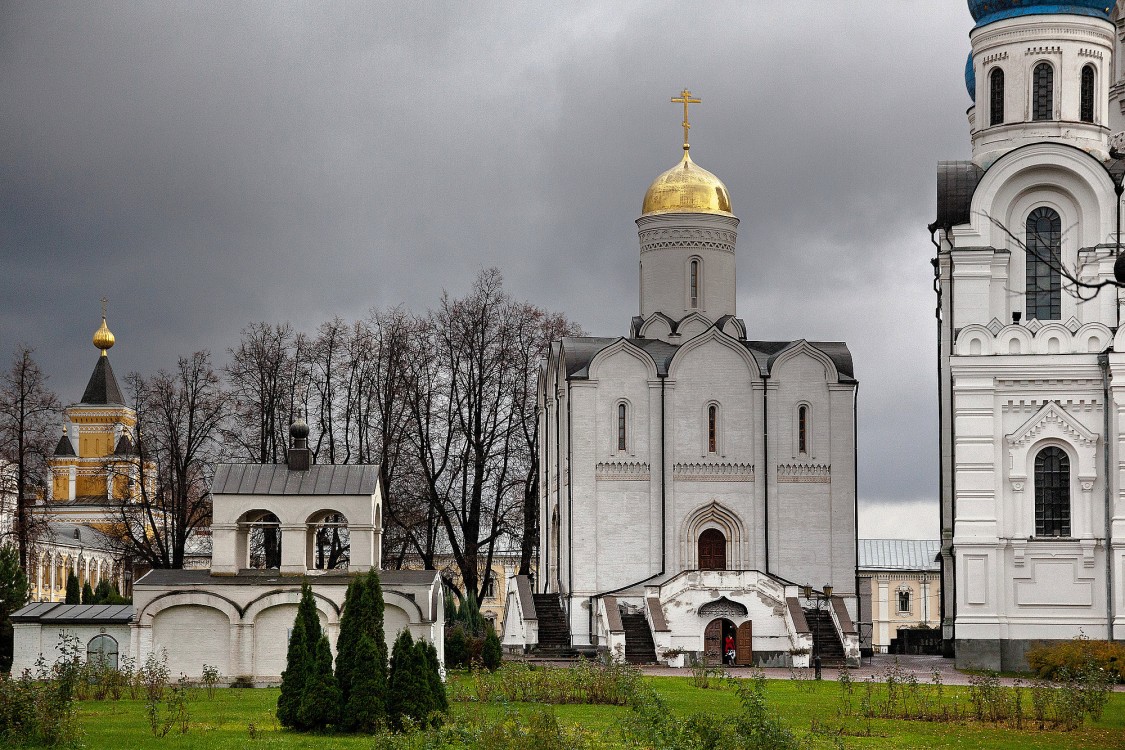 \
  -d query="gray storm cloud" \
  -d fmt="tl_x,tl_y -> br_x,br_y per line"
0,1 -> 975,533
